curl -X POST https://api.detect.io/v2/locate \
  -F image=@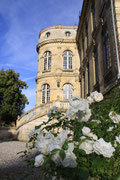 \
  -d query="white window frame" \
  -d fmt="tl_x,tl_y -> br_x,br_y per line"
42,84 -> 50,104
63,51 -> 73,70
63,84 -> 73,100
44,51 -> 51,70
